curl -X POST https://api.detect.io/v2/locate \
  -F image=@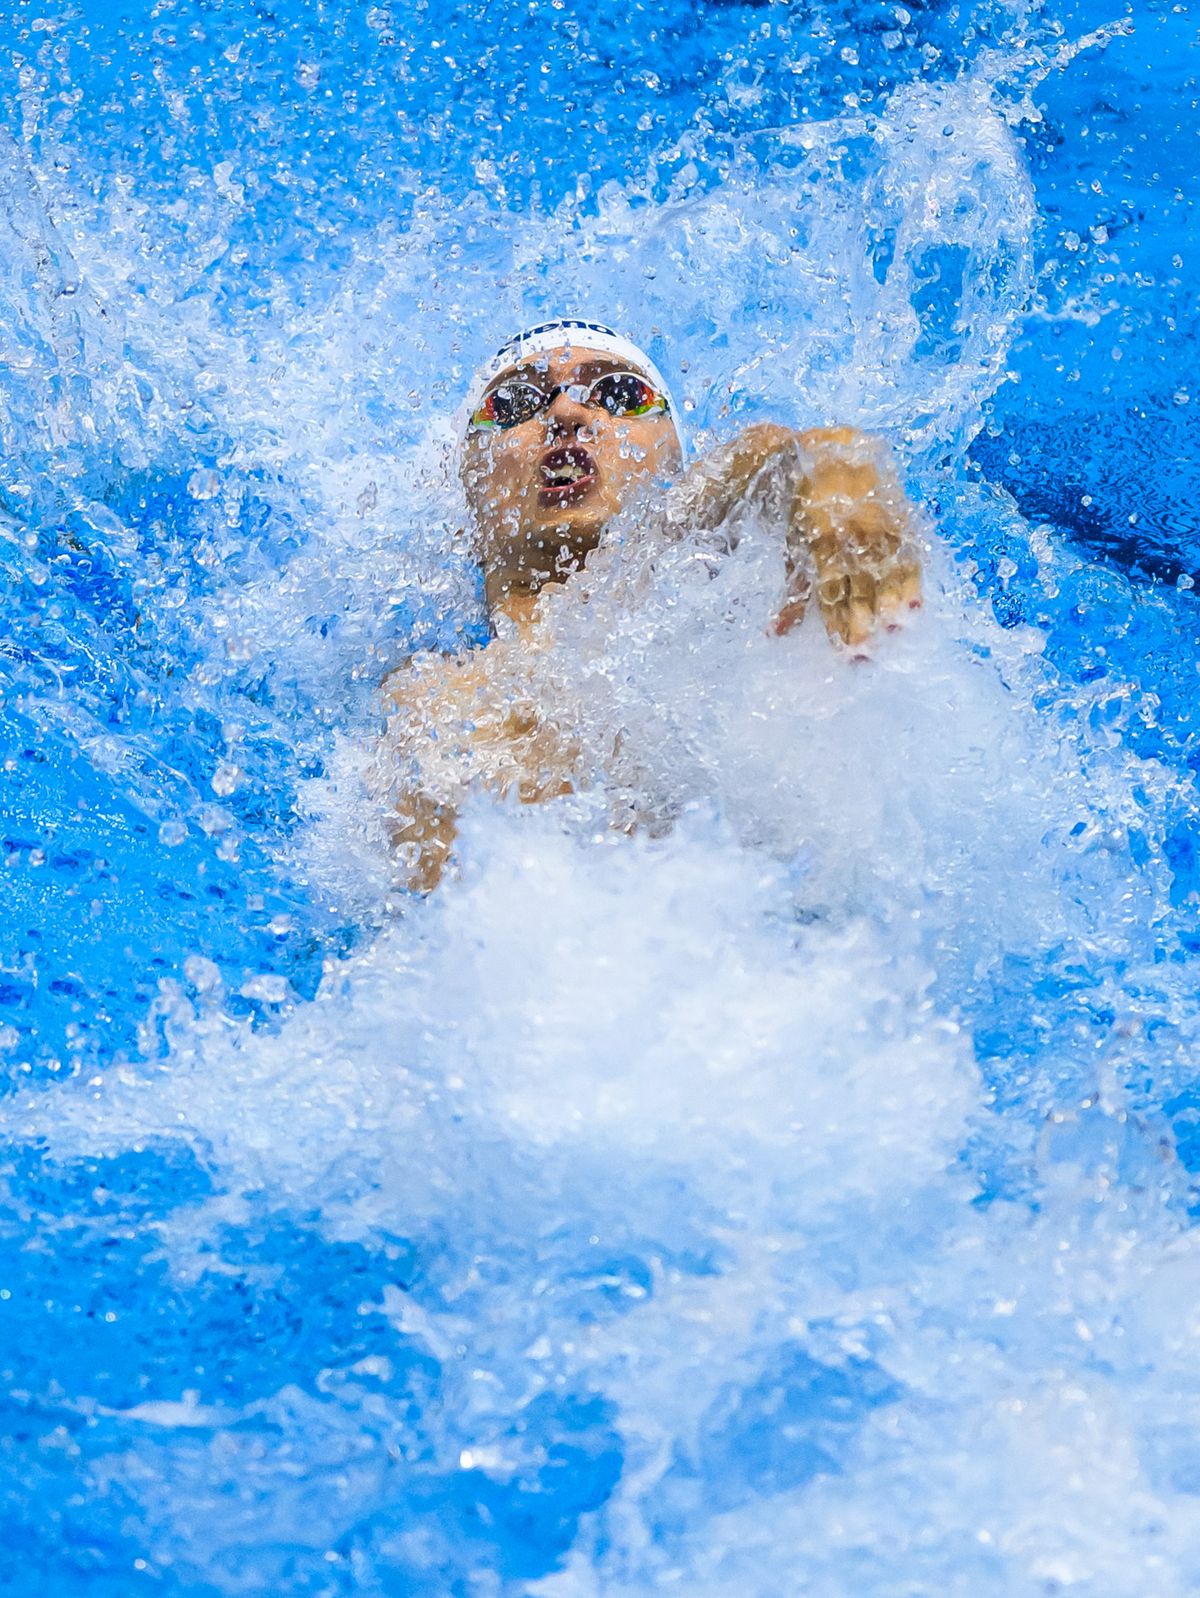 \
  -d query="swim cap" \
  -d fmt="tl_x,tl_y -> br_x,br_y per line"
456,318 -> 687,461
